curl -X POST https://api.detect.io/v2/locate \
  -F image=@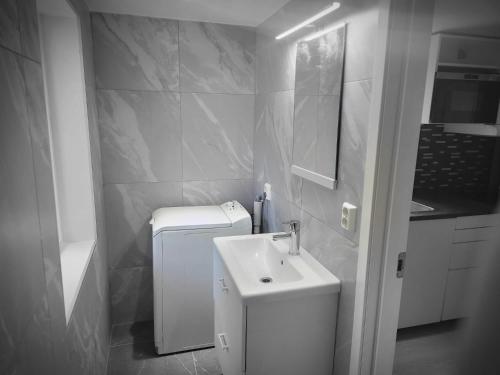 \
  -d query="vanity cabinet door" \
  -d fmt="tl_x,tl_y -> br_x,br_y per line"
213,252 -> 246,375
398,219 -> 455,328
244,294 -> 337,375
213,250 -> 227,354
